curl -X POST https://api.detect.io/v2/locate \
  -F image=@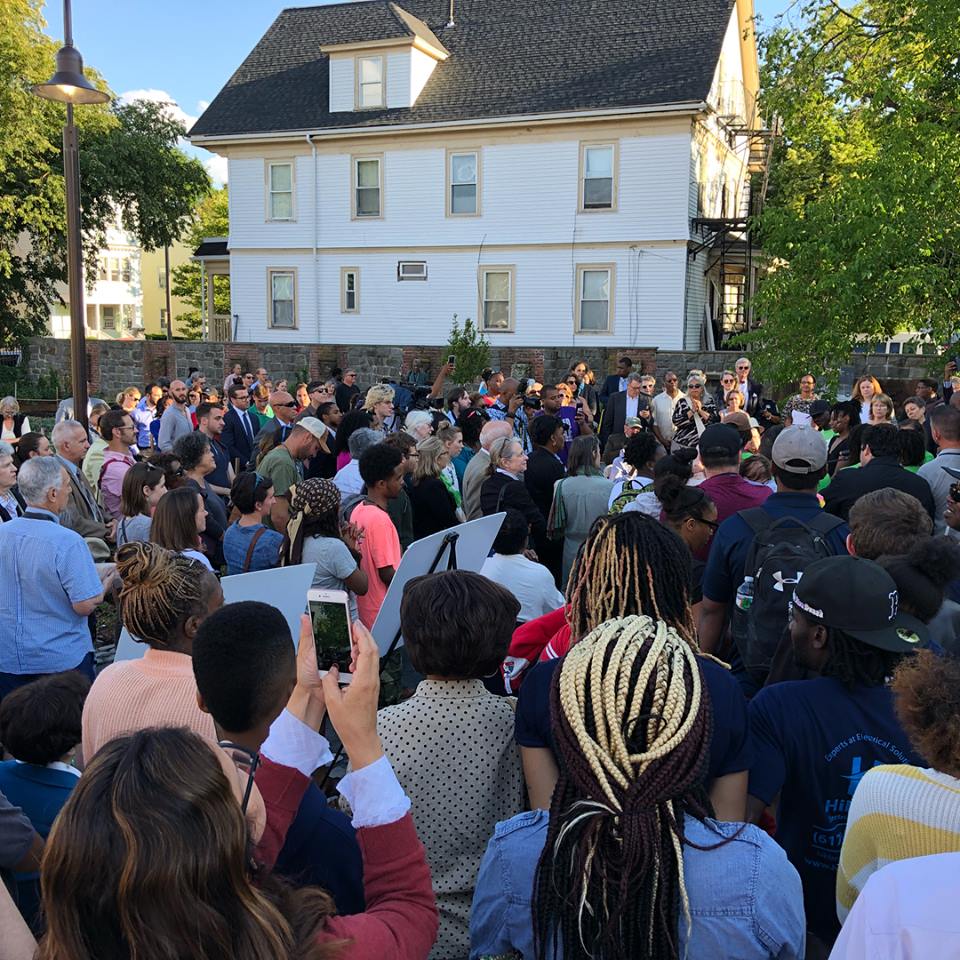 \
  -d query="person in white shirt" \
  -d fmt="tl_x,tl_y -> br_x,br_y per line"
333,428 -> 382,499
480,509 -> 564,623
